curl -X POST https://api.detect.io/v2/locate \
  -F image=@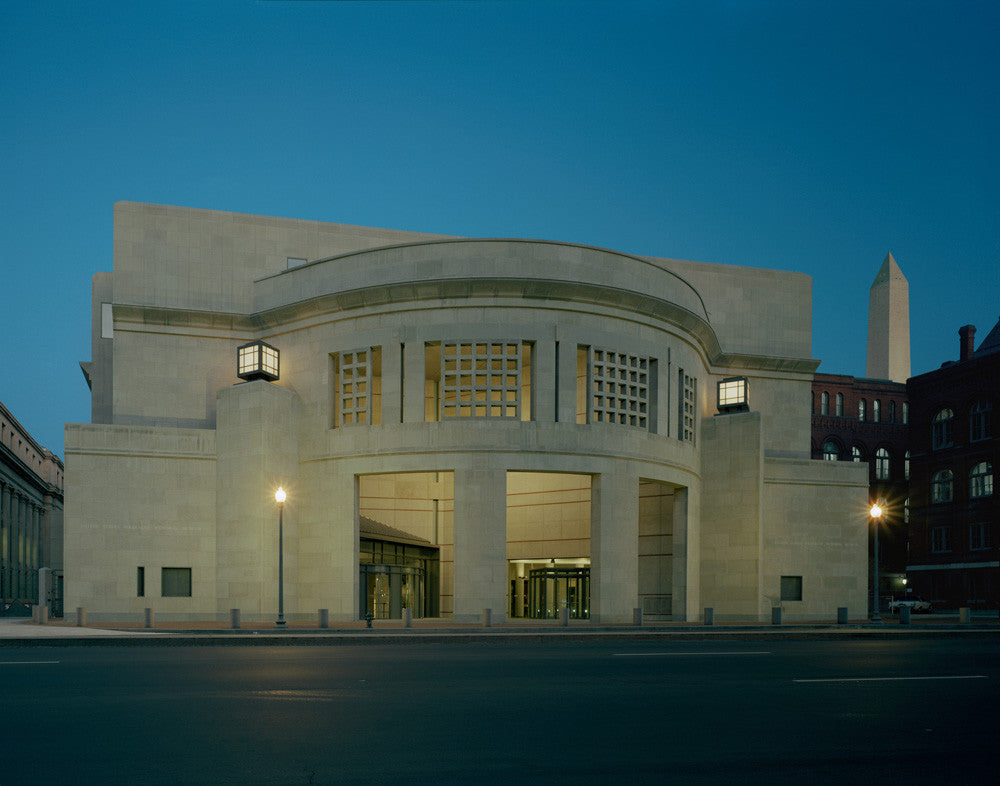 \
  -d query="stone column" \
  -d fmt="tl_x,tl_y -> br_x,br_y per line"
591,470 -> 639,622
381,341 -> 403,425
452,468 -> 507,622
0,483 -> 8,600
556,338 -> 579,424
402,340 -> 426,423
671,487 -> 690,621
